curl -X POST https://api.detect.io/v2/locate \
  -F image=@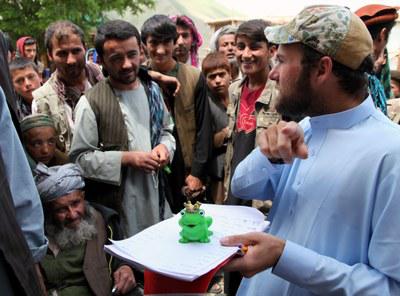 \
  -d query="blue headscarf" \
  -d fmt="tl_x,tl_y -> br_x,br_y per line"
368,74 -> 387,115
